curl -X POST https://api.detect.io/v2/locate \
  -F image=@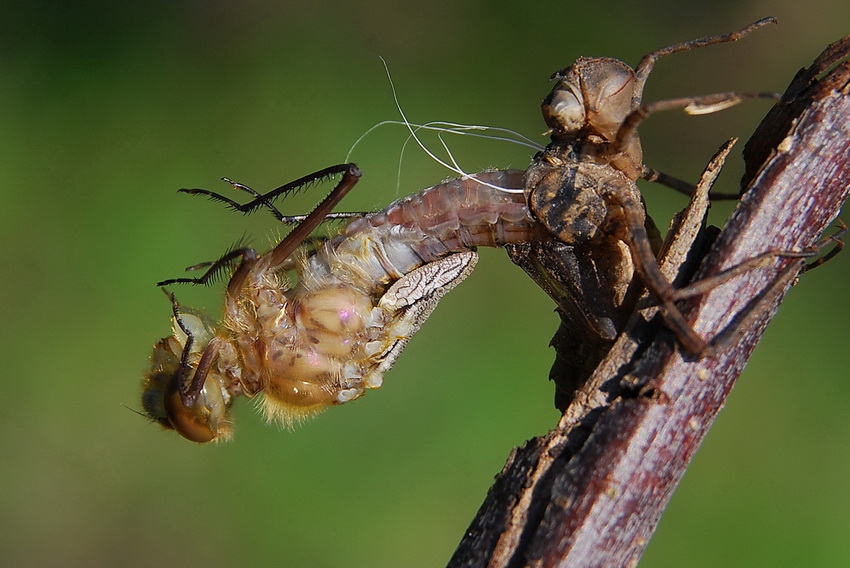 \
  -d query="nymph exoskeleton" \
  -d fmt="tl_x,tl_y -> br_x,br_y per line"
511,18 -> 808,407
